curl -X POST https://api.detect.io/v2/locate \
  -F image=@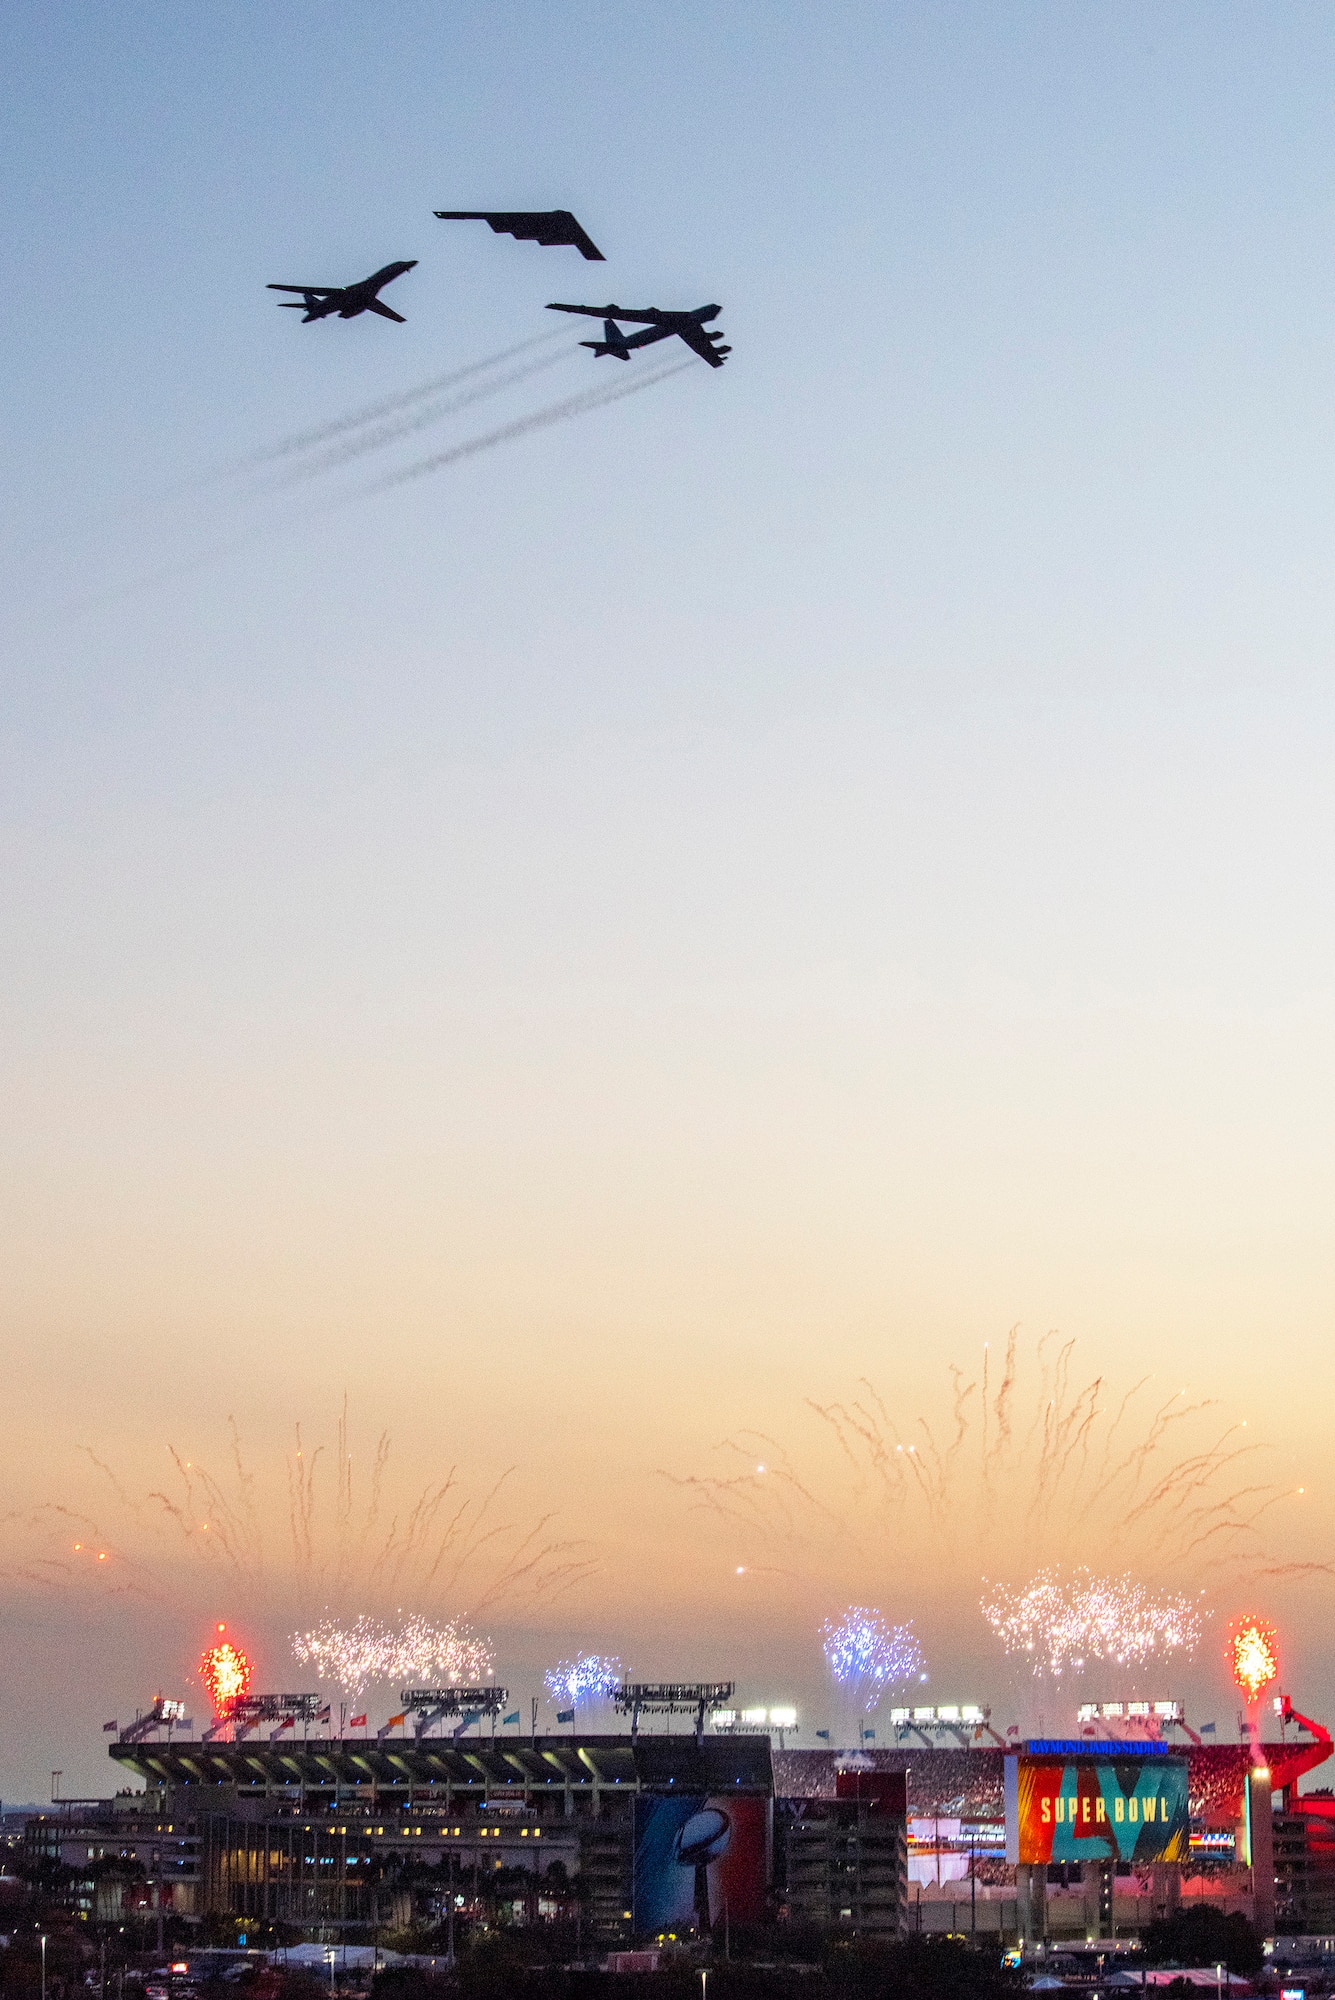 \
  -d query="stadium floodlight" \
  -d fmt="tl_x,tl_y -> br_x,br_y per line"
769,1706 -> 798,1729
120,1697 -> 193,1745
232,1693 -> 326,1723
888,1702 -> 995,1747
400,1687 -> 508,1715
612,1682 -> 736,1742
1076,1698 -> 1184,1731
713,1709 -> 737,1730
741,1707 -> 767,1727
399,1687 -> 509,1737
